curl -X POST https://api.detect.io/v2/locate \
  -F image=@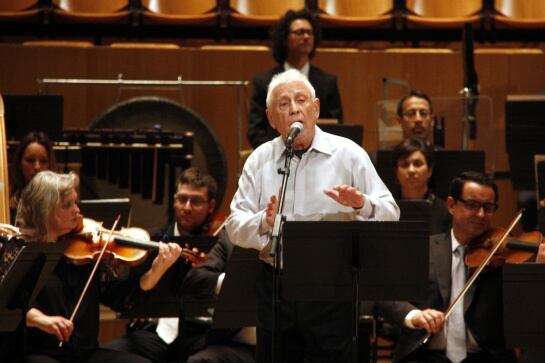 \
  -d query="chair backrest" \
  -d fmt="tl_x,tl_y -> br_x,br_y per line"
53,0 -> 129,13
495,0 -> 545,19
406,0 -> 482,18
141,0 -> 216,15
319,0 -> 393,17
230,0 -> 306,17
0,0 -> 38,12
